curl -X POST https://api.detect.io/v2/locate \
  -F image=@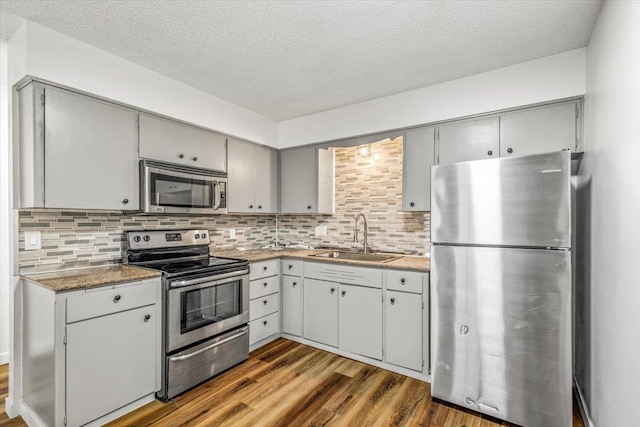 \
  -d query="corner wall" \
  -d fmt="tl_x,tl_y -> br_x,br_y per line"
0,40 -> 10,364
279,48 -> 586,147
577,2 -> 640,426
